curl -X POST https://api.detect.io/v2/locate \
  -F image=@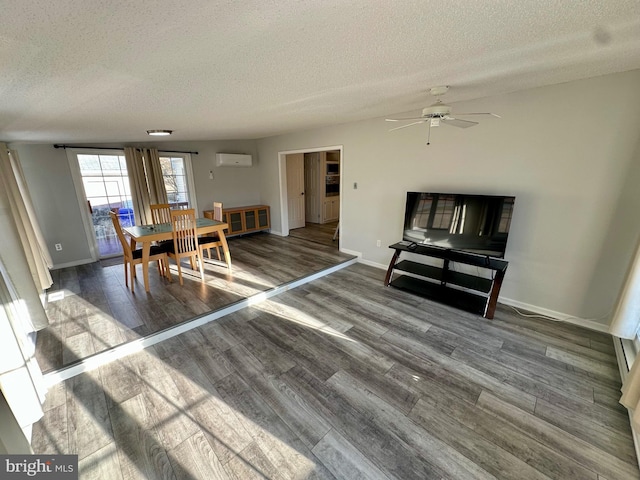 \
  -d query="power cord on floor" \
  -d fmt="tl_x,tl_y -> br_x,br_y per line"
509,305 -> 612,323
